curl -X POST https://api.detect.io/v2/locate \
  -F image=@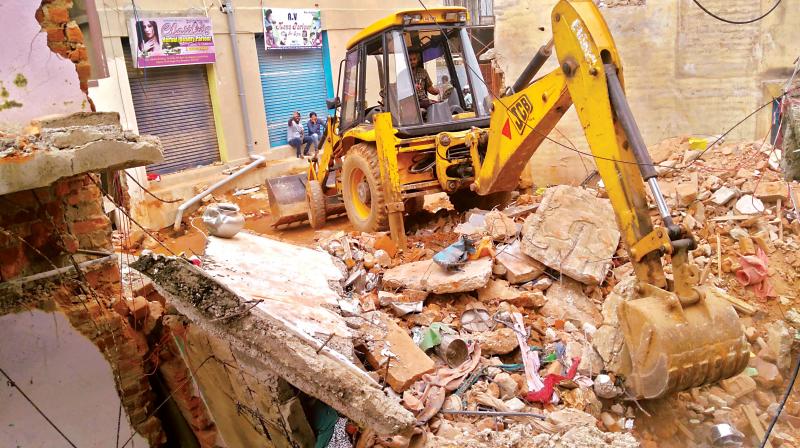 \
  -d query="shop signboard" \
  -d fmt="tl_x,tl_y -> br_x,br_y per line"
129,17 -> 216,68
262,8 -> 322,50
